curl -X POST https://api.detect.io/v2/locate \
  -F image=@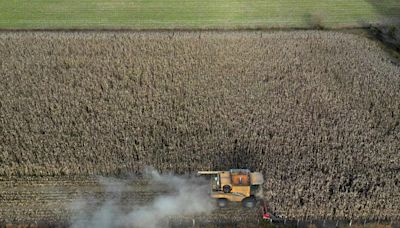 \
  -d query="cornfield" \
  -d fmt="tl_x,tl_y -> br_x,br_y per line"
0,31 -> 399,221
